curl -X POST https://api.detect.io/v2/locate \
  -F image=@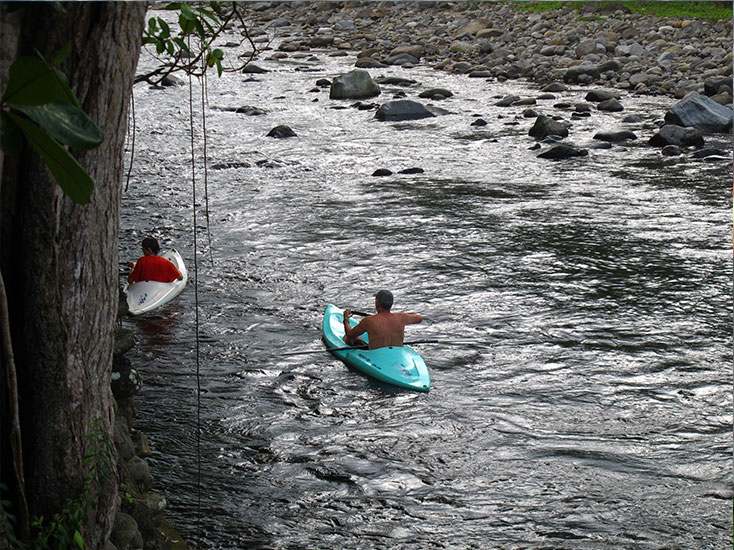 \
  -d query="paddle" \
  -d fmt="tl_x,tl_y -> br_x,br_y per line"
282,339 -> 477,356
348,310 -> 370,317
